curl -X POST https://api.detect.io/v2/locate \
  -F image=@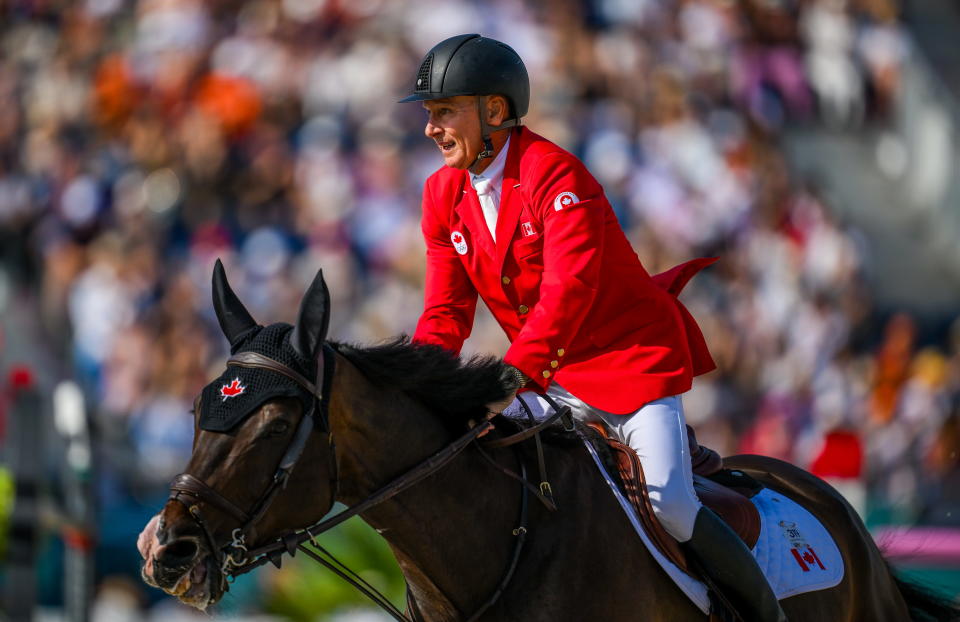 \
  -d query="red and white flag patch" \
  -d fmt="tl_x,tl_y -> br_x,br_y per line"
790,546 -> 826,572
220,378 -> 246,401
521,222 -> 536,237
780,521 -> 827,572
